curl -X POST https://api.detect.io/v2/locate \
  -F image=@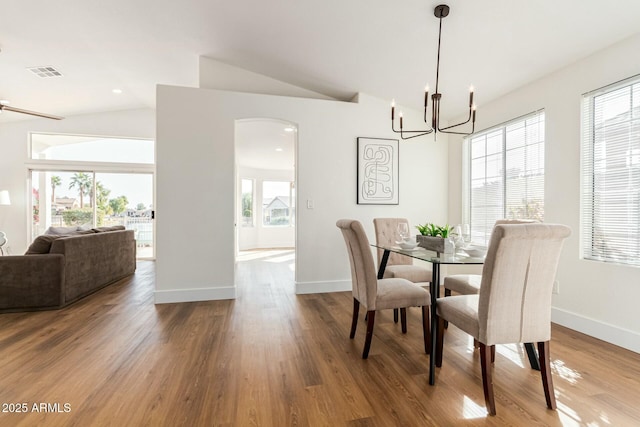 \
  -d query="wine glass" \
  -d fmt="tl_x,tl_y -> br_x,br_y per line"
397,222 -> 410,241
452,224 -> 464,249
461,223 -> 471,244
